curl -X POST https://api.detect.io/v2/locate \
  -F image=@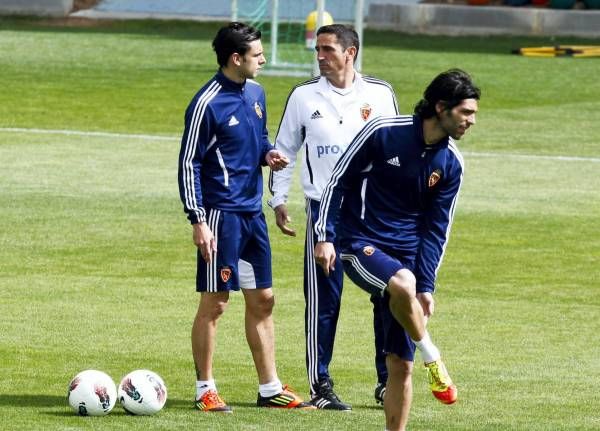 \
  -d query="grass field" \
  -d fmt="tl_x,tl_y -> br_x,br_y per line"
1,17 -> 599,430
